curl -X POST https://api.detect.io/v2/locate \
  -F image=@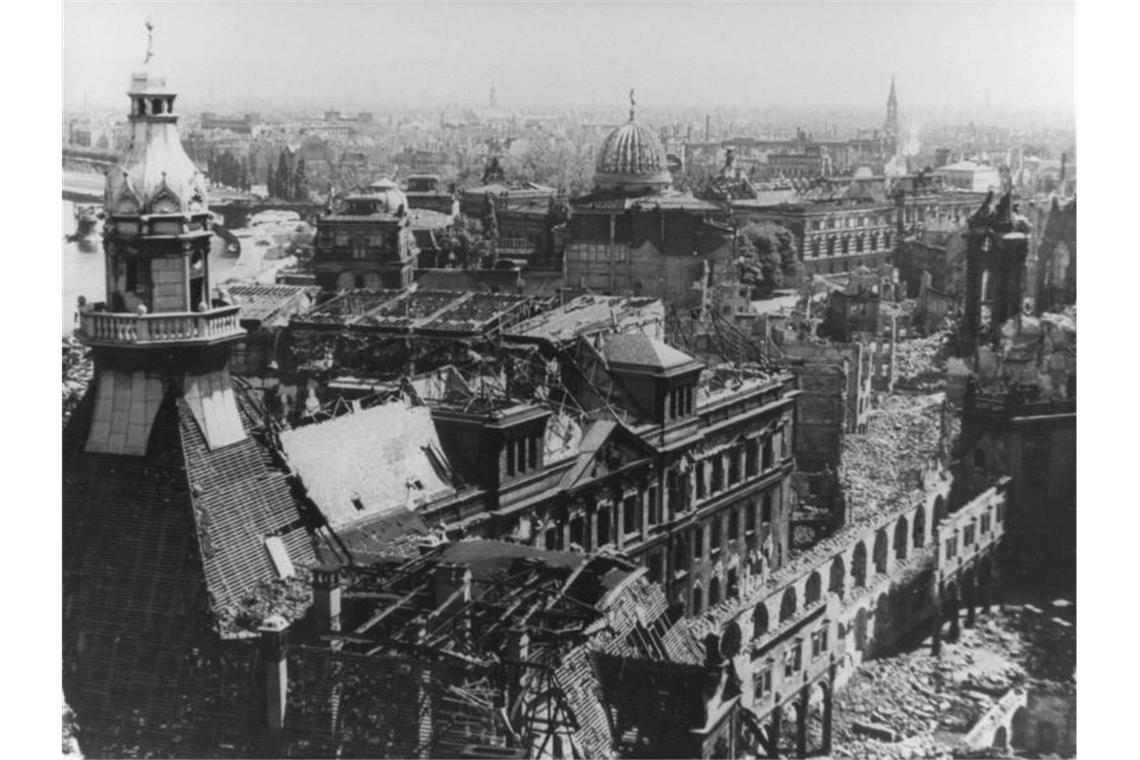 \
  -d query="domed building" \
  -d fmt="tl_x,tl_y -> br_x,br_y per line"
564,92 -> 735,310
311,176 -> 420,290
593,112 -> 673,196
